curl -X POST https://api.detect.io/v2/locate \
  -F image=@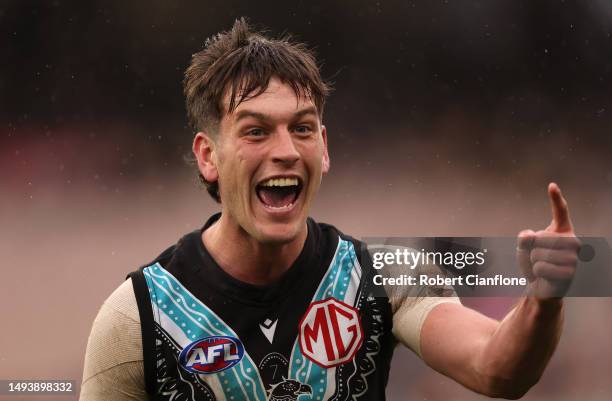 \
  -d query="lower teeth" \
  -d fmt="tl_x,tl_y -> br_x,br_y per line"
256,184 -> 300,209
263,202 -> 294,210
